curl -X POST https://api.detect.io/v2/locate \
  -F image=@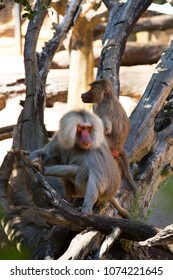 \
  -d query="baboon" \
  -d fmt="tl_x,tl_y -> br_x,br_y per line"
29,110 -> 130,218
81,79 -> 136,192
